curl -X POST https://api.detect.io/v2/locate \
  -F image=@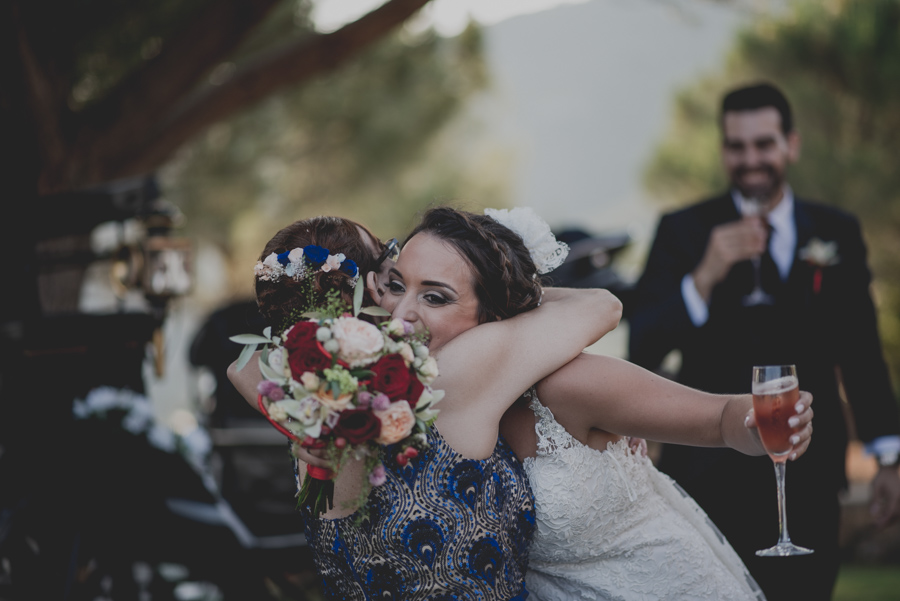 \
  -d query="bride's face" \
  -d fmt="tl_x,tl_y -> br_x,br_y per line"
380,232 -> 480,352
